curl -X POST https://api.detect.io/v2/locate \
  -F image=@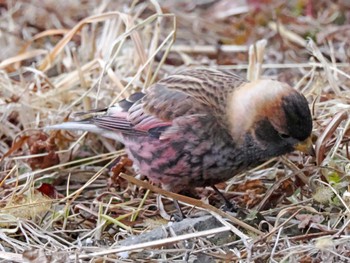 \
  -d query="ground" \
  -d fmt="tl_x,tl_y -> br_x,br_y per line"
1,0 -> 350,262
